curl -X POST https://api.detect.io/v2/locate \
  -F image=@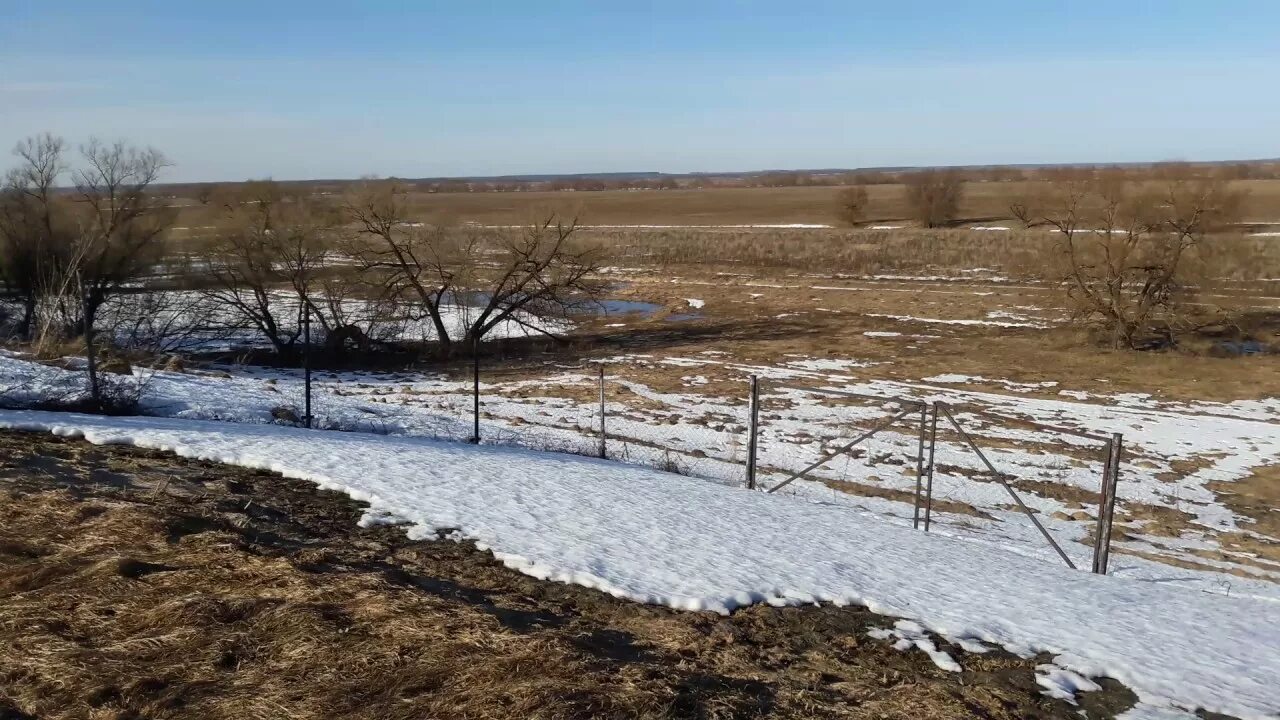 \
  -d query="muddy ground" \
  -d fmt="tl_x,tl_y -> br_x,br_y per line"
0,430 -> 1144,719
